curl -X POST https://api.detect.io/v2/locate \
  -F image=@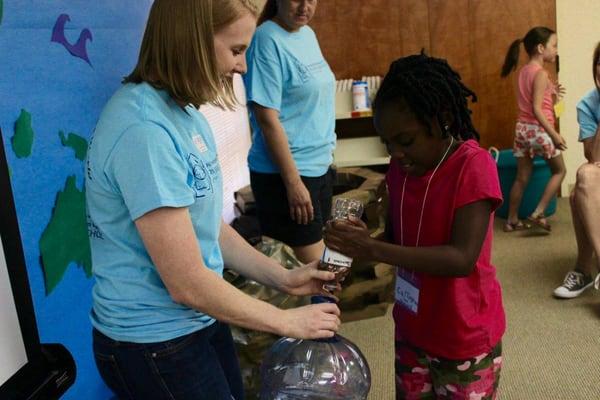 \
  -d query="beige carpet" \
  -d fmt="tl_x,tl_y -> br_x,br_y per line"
340,197 -> 600,399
